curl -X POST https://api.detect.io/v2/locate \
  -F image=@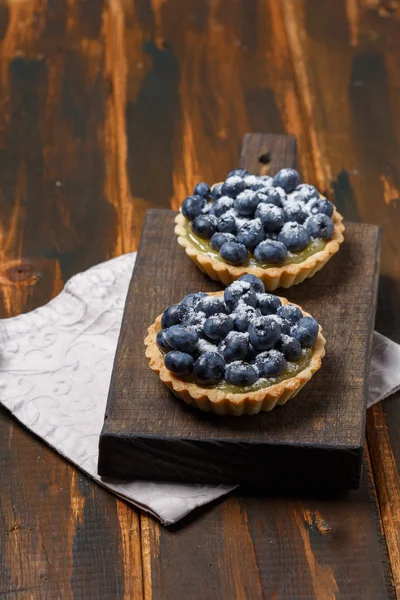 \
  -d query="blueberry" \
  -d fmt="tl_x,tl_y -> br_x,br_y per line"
275,334 -> 302,361
210,196 -> 234,217
224,280 -> 257,310
165,351 -> 194,375
254,240 -> 288,264
218,331 -> 249,363
210,232 -> 236,251
219,241 -> 248,266
203,313 -> 234,341
181,195 -> 207,220
236,219 -> 264,250
306,214 -> 334,240
277,222 -> 311,252
293,183 -> 319,202
182,310 -> 206,333
238,274 -> 265,294
276,304 -> 302,325
194,352 -> 226,385
283,201 -> 308,224
225,361 -> 259,386
227,168 -> 249,179
217,213 -> 237,234
156,329 -> 173,352
257,293 -> 282,315
231,305 -> 261,332
161,304 -> 187,328
246,344 -> 258,362
234,190 -> 260,216
243,175 -> 265,191
221,176 -> 246,198
196,296 -> 228,317
211,182 -> 223,201
269,315 -> 291,335
256,187 -> 283,207
272,168 -> 300,193
307,197 -> 334,218
248,316 -> 281,351
194,181 -> 211,200
165,325 -> 199,353
192,214 -> 218,239
256,350 -> 287,378
181,292 -> 207,309
255,203 -> 285,232
291,316 -> 319,348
